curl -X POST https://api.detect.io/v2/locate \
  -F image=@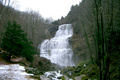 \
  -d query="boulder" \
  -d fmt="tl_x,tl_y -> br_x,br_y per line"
74,75 -> 85,80
40,75 -> 51,80
10,57 -> 22,63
